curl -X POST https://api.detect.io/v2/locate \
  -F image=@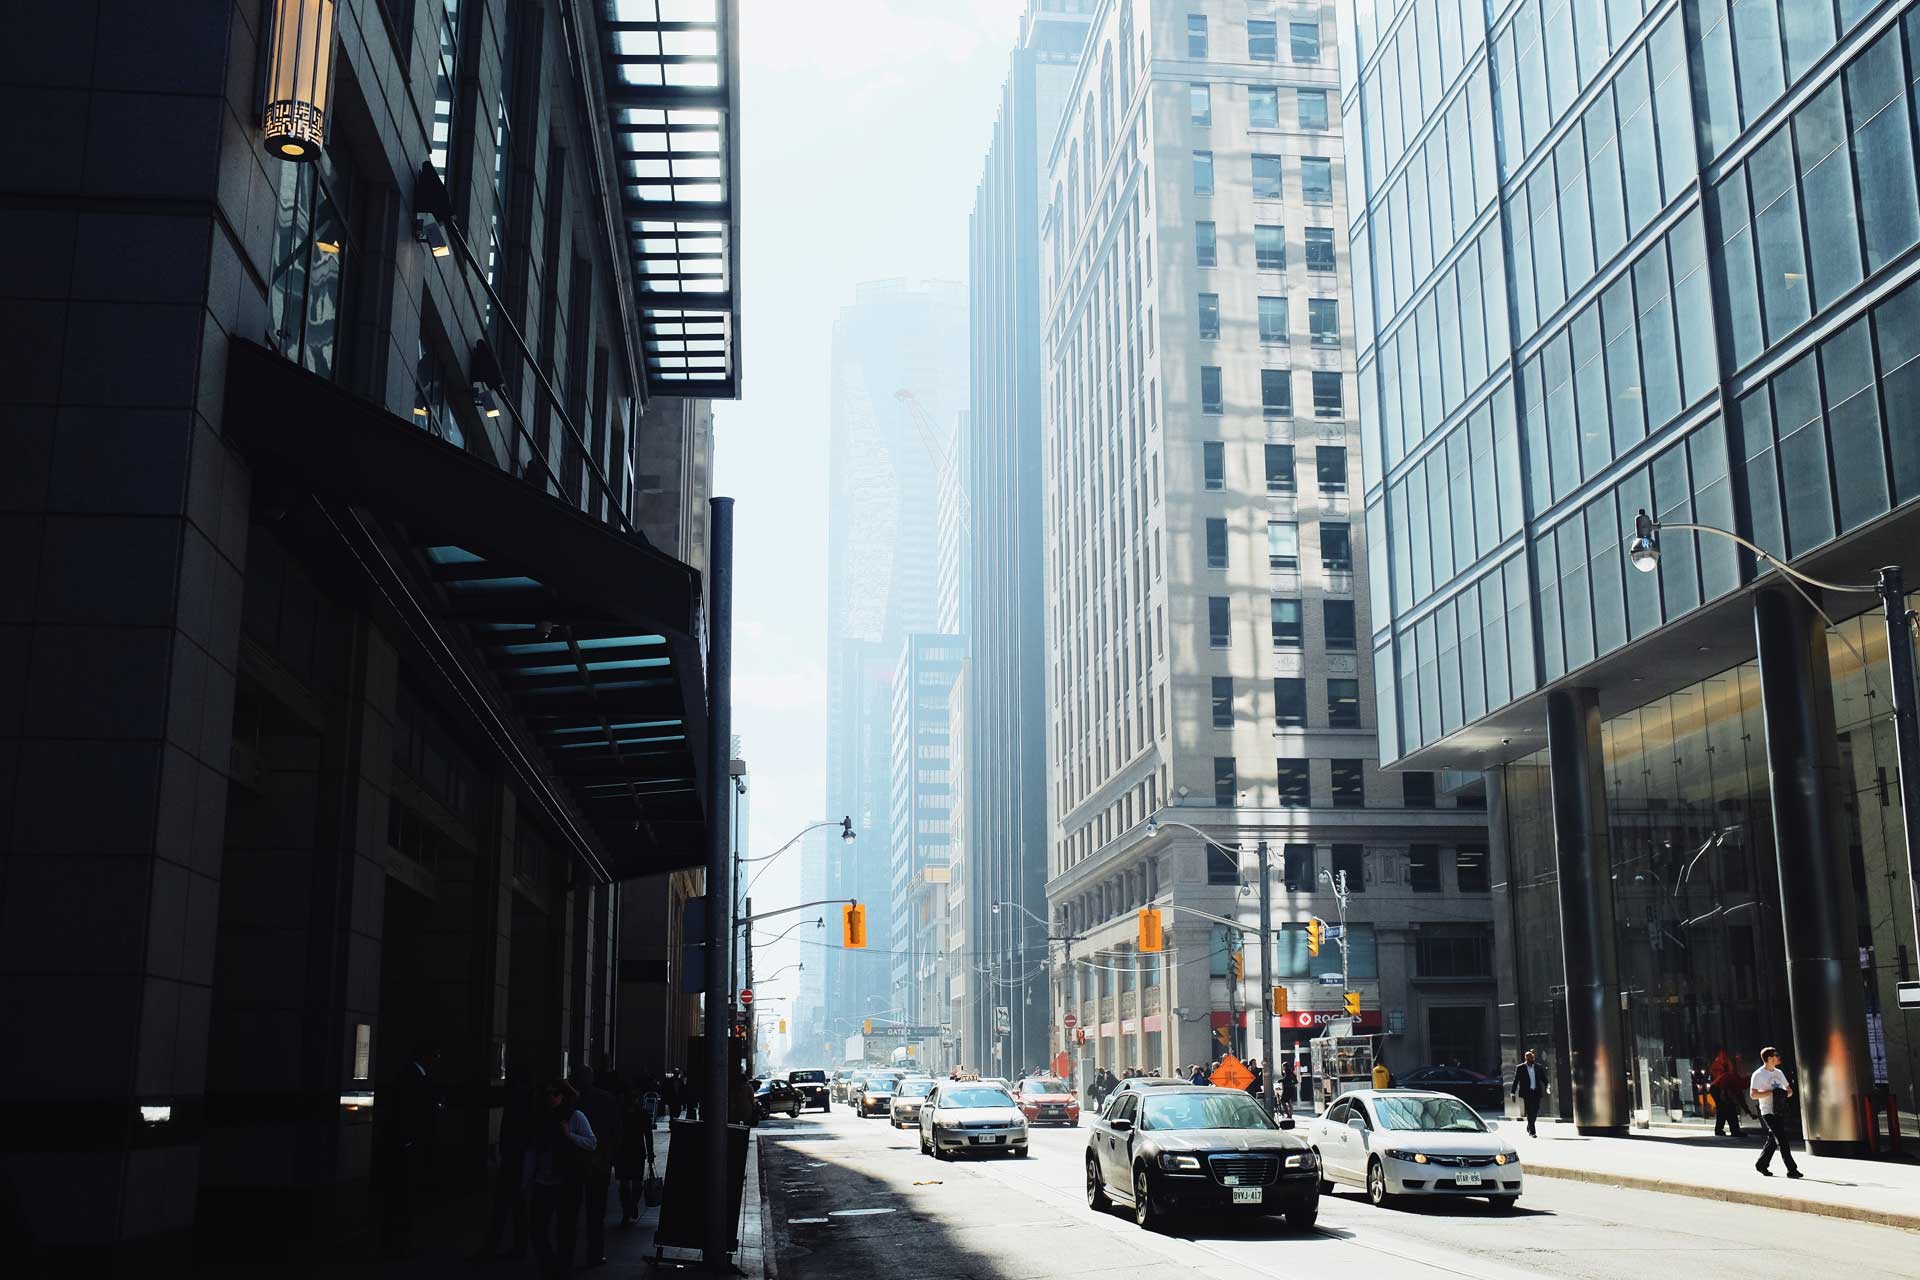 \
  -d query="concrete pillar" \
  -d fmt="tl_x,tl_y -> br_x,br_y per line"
1752,584 -> 1872,1154
1545,687 -> 1630,1135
